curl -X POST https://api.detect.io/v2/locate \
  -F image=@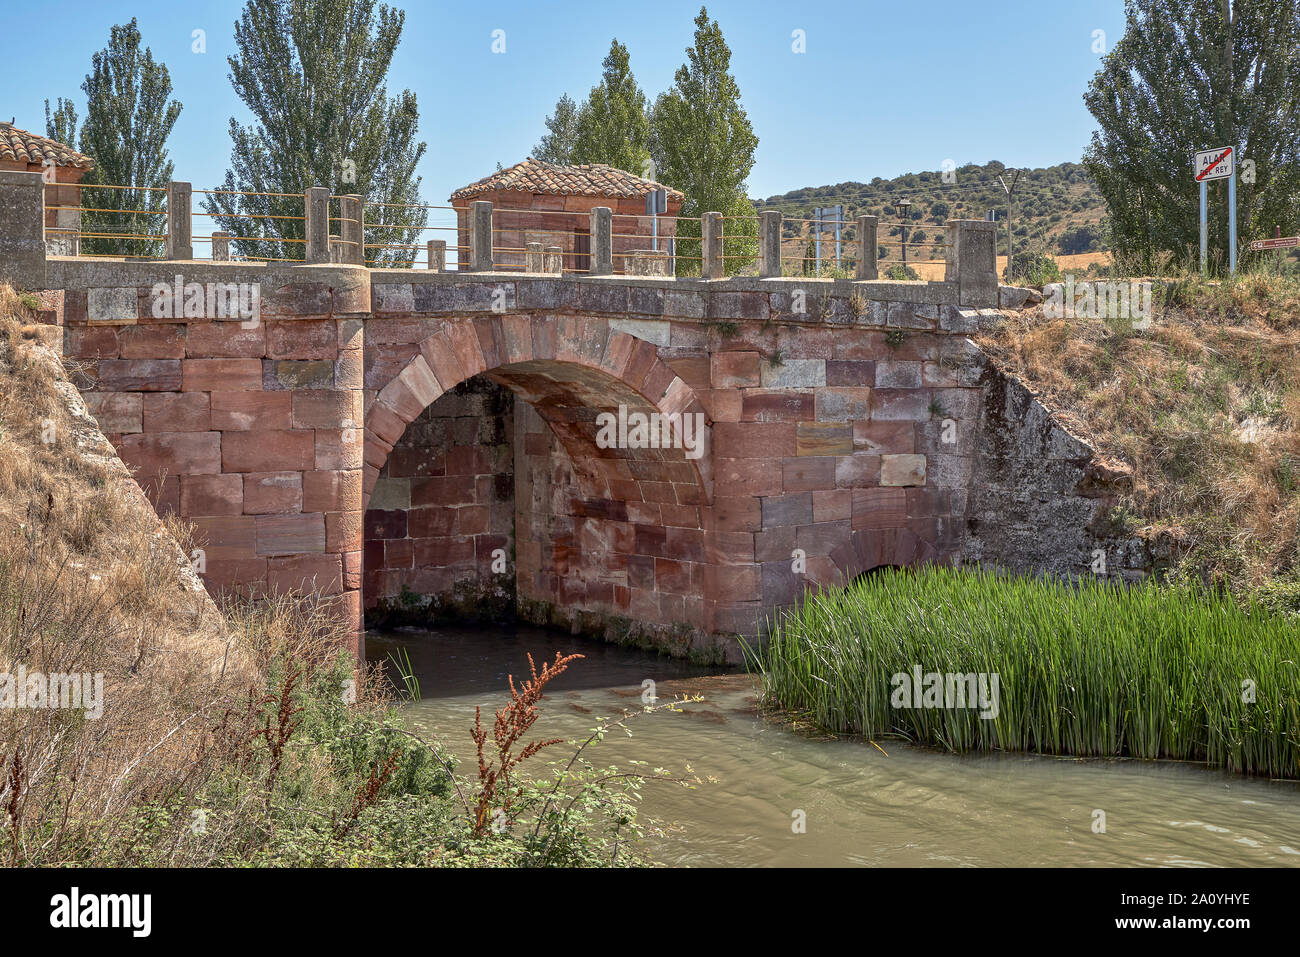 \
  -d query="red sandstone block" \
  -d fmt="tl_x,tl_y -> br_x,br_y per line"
411,476 -> 475,507
835,453 -> 881,488
342,549 -> 363,590
65,325 -> 118,359
210,391 -> 293,431
707,530 -> 756,564
315,429 -> 363,470
200,557 -> 268,594
365,509 -> 407,540
84,392 -> 141,433
703,563 -> 760,602
142,392 -> 211,432
335,351 -> 364,390
97,359 -> 182,392
852,487 -> 907,530
444,445 -> 486,476
267,553 -> 342,596
659,503 -> 701,528
500,314 -> 534,365
654,557 -> 692,593
625,501 -> 661,525
714,422 -> 796,458
665,526 -> 706,562
710,352 -> 761,389
367,400 -> 407,448
266,319 -> 337,359
190,515 -> 258,560
180,473 -> 244,516
701,388 -> 743,423
365,434 -> 394,472
713,495 -> 761,532
457,505 -> 489,535
741,391 -> 814,423
814,488 -> 853,522
142,474 -> 180,516
256,513 -> 326,556
119,431 -> 221,477
383,538 -> 413,569
302,468 -> 364,512
407,507 -> 455,540
783,455 -> 836,492
185,322 -> 266,358
119,323 -> 185,359
854,420 -> 916,454
222,430 -> 315,472
445,321 -> 488,376
419,334 -> 465,390
182,358 -> 262,392
413,536 -> 476,567
292,390 -> 360,430
666,356 -> 710,392
325,510 -> 363,552
243,471 -> 303,514
715,458 -> 783,497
